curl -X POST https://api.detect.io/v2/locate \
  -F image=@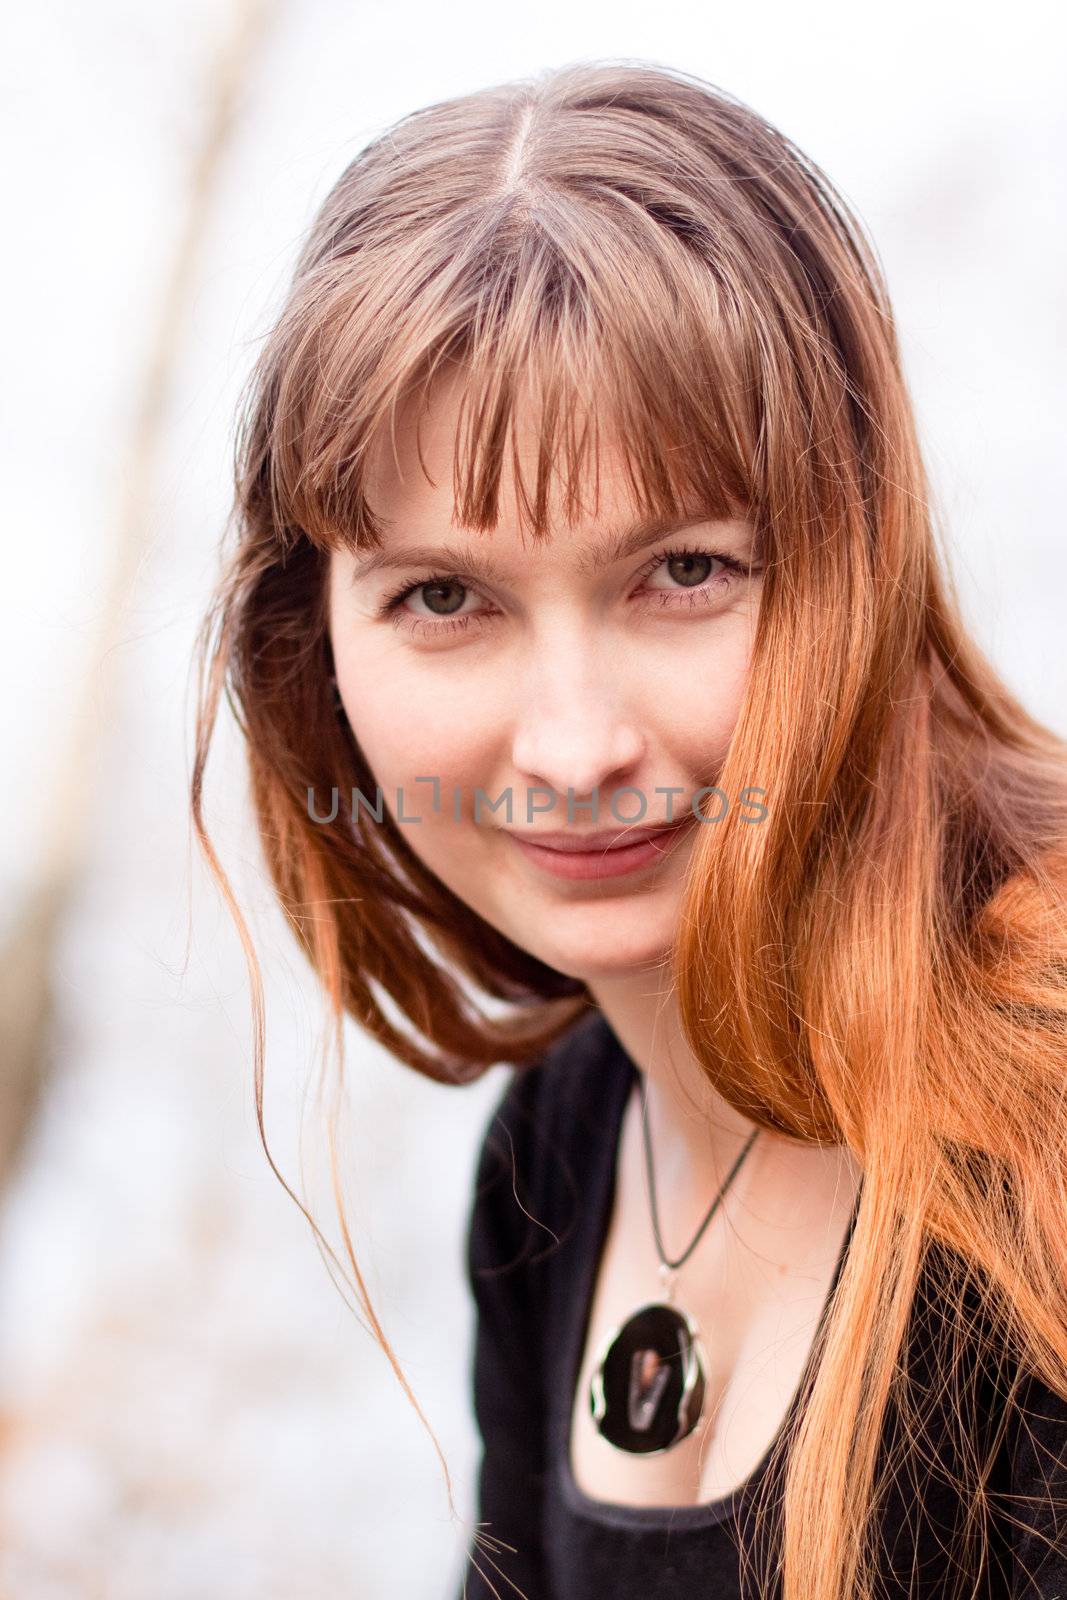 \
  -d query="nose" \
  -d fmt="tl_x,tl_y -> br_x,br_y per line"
509,626 -> 646,807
